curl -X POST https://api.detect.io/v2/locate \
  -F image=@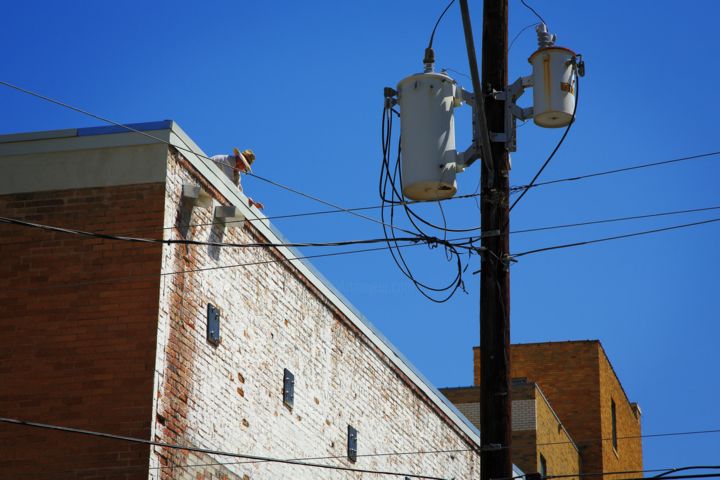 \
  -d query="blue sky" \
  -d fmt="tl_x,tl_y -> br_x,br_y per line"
2,0 -> 719,473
